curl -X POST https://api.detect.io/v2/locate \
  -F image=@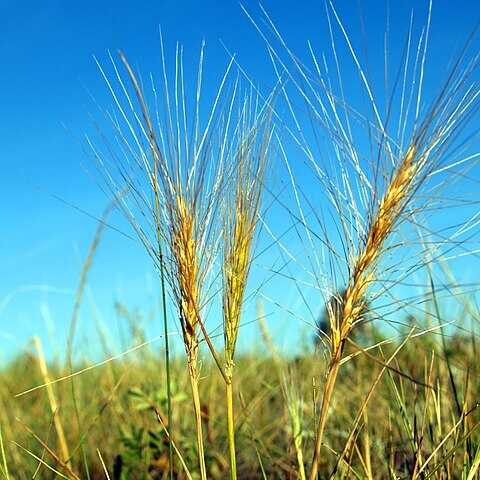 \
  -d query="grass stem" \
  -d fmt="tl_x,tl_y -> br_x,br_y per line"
226,380 -> 237,480
309,348 -> 341,480
188,358 -> 207,480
